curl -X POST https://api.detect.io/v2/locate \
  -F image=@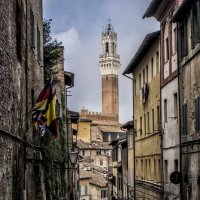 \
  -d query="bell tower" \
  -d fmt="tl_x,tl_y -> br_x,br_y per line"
99,22 -> 120,118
